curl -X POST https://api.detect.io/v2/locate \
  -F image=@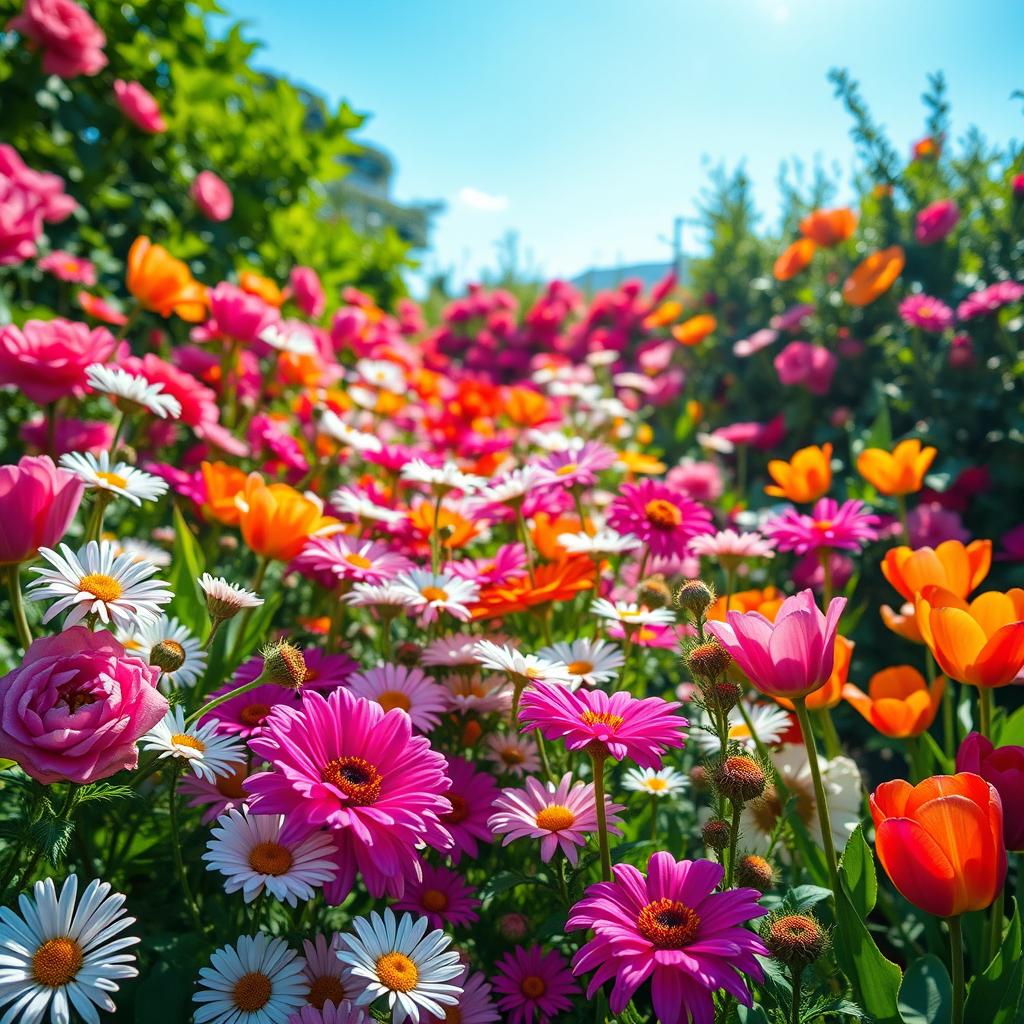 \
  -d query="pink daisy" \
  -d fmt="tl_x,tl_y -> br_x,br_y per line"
492,946 -> 579,1024
898,294 -> 954,333
181,761 -> 251,824
289,1003 -> 368,1024
300,648 -> 359,690
203,682 -> 298,739
763,497 -> 880,555
607,480 -> 713,558
38,250 -> 96,285
488,772 -> 623,866
424,969 -> 499,1024
347,663 -> 448,732
298,933 -> 355,1013
606,621 -> 682,649
956,280 -> 1024,321
519,683 -> 687,768
537,441 -> 617,489
296,534 -> 413,587
443,674 -> 512,716
393,862 -> 480,930
485,731 -> 541,777
447,543 -> 527,586
246,687 -> 453,900
421,633 -> 484,668
689,528 -> 775,565
567,852 -> 768,1024
441,756 -> 499,864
